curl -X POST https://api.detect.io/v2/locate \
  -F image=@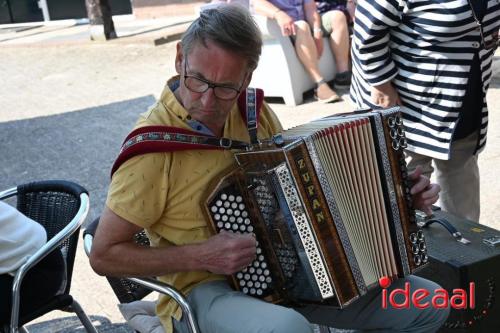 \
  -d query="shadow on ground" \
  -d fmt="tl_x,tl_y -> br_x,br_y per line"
0,95 -> 156,225
26,315 -> 133,333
